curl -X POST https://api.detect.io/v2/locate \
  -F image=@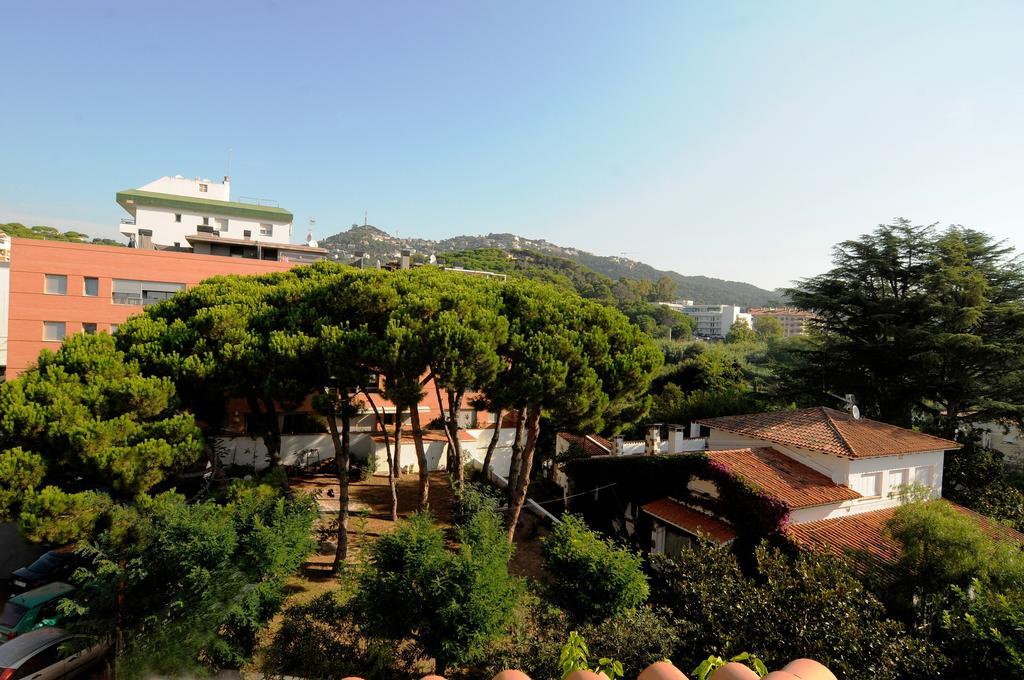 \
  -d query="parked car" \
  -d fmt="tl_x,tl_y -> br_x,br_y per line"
9,553 -> 78,597
0,627 -> 108,680
0,584 -> 75,643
